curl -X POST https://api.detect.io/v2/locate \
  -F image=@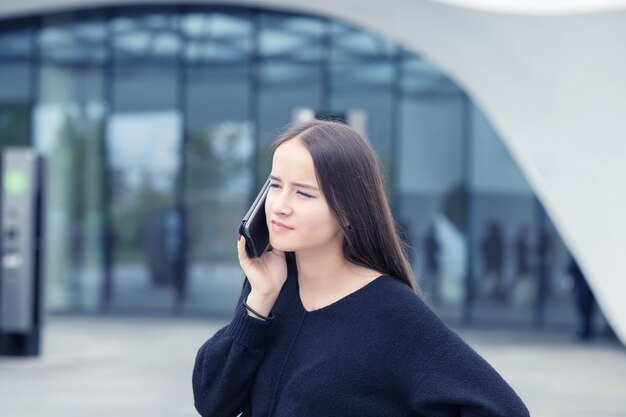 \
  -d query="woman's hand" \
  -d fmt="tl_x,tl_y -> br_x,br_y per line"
237,235 -> 288,298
